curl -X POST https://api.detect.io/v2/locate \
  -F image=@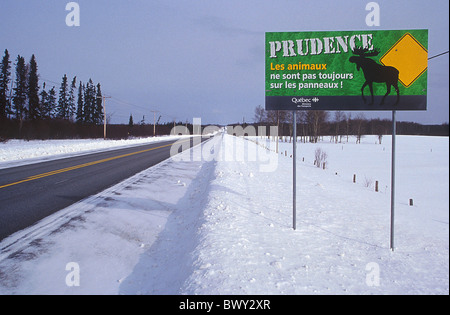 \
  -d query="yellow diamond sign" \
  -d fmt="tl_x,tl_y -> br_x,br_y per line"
380,33 -> 428,88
